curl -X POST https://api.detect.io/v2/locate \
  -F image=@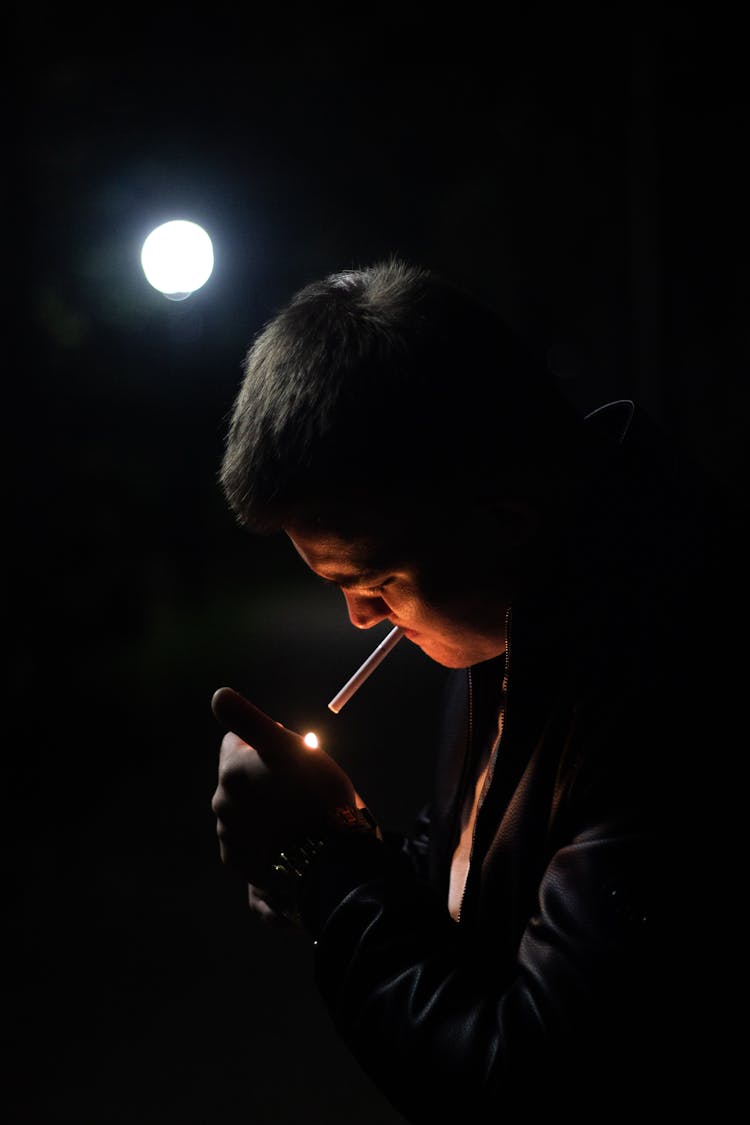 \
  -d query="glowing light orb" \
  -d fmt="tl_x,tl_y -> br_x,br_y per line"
140,220 -> 214,300
303,732 -> 319,749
